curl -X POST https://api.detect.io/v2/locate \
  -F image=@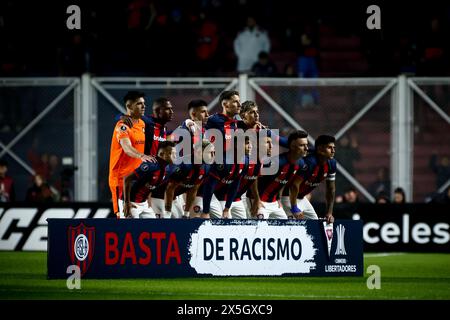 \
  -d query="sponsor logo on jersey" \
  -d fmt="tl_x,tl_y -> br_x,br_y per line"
305,180 -> 321,187
145,183 -> 157,190
275,178 -> 289,184
153,135 -> 166,142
